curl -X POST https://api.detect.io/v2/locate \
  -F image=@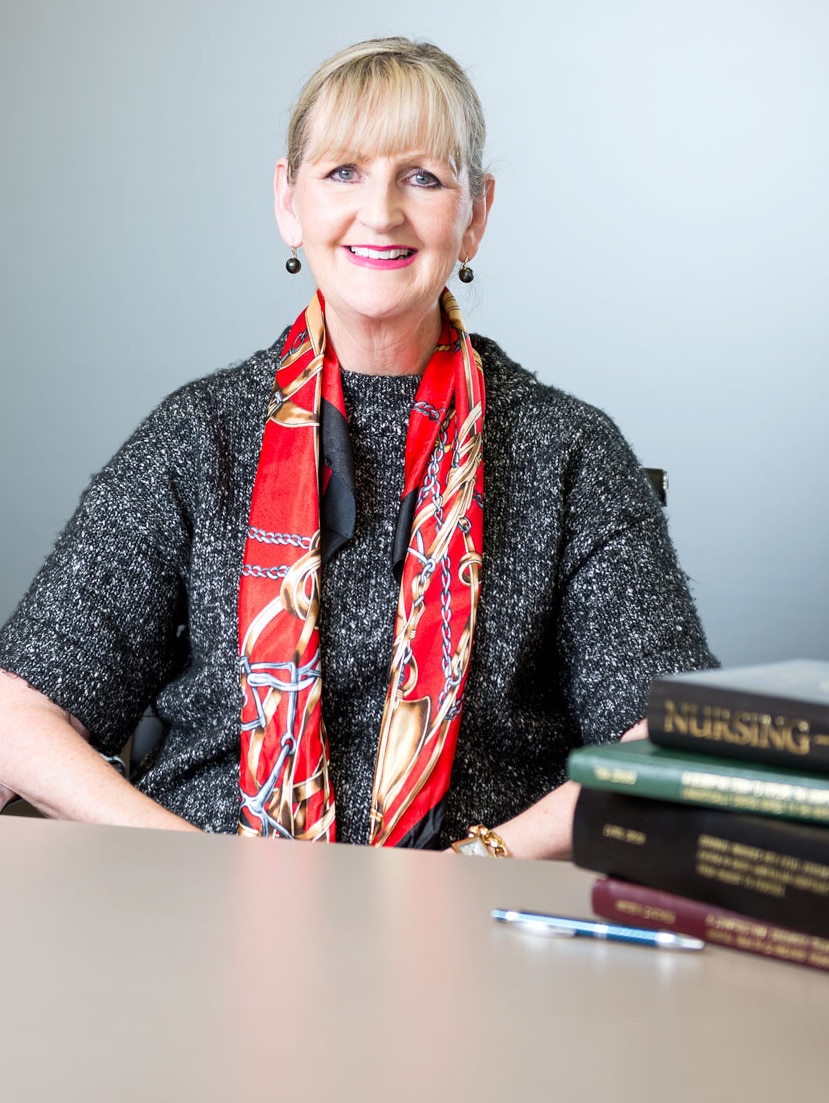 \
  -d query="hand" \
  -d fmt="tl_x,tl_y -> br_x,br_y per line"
0,670 -> 200,831
620,718 -> 648,742
0,781 -> 18,813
